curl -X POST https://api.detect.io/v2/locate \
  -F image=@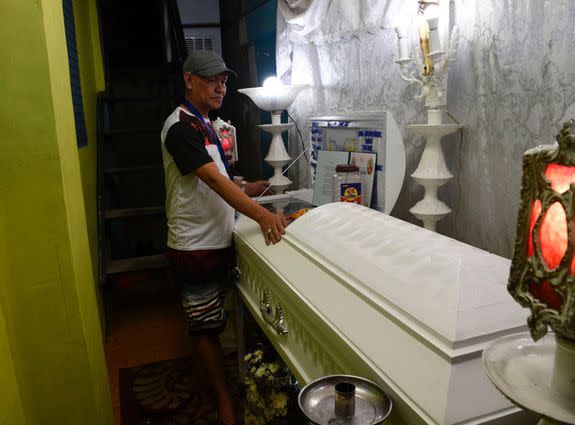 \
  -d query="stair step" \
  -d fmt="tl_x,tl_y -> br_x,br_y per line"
104,165 -> 162,175
102,94 -> 173,103
110,65 -> 175,76
104,128 -> 159,136
104,206 -> 164,219
106,254 -> 168,274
